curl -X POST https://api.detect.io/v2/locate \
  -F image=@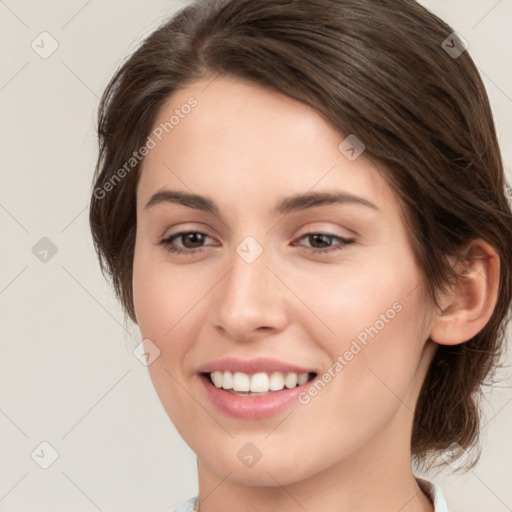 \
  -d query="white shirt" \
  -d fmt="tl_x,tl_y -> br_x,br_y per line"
170,476 -> 448,511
